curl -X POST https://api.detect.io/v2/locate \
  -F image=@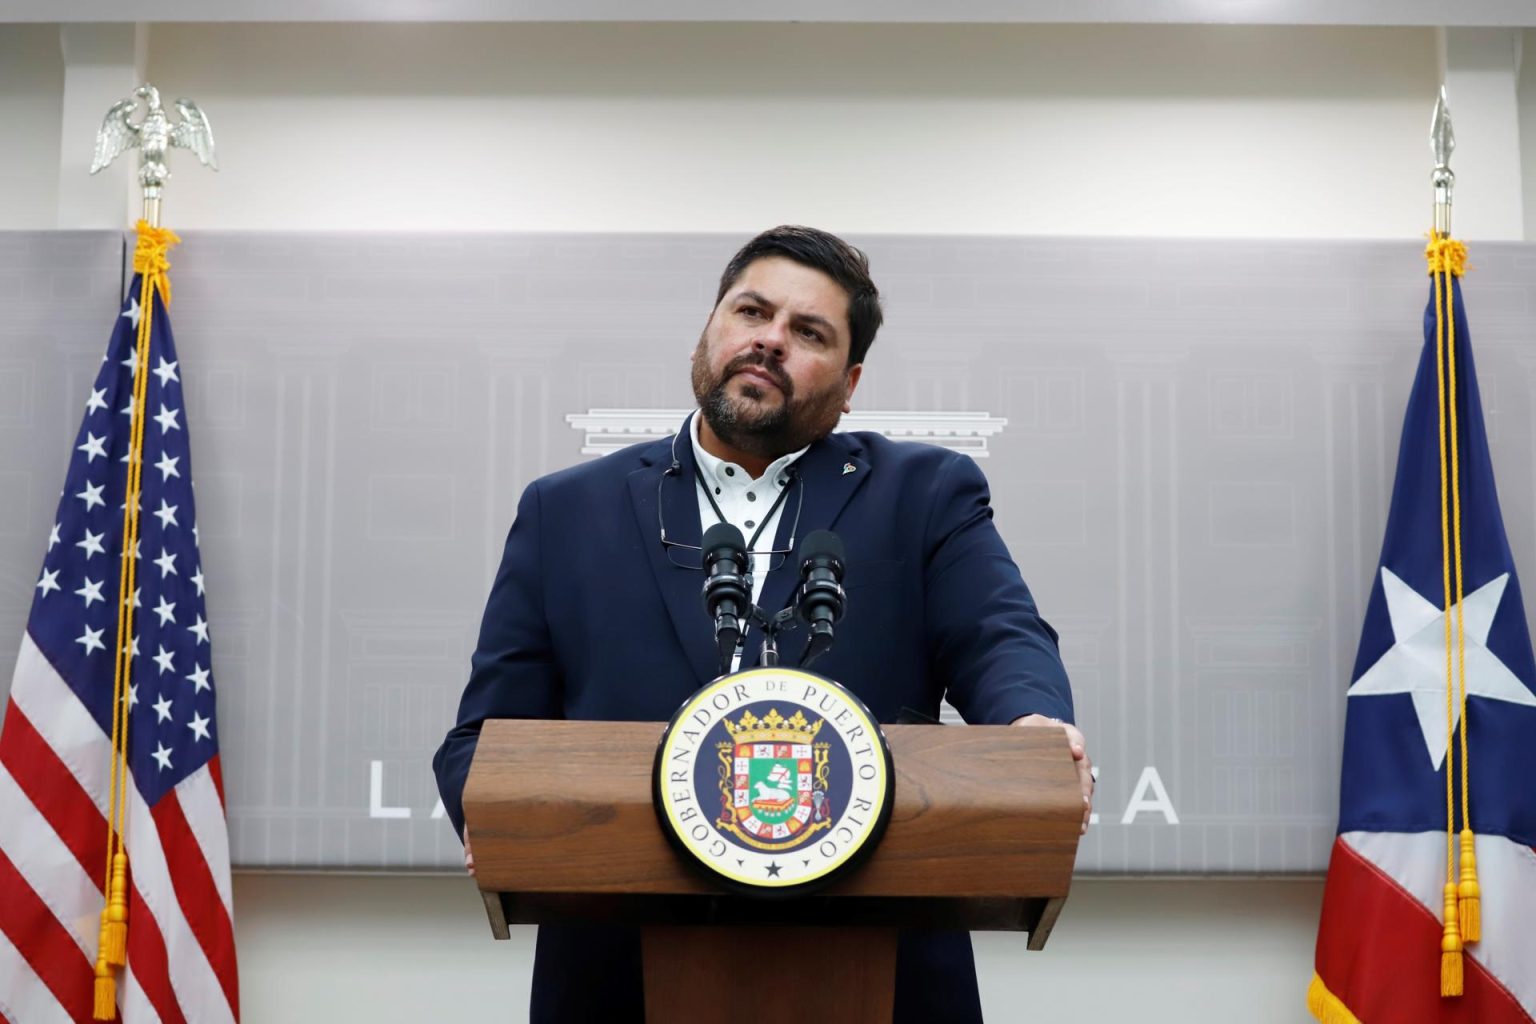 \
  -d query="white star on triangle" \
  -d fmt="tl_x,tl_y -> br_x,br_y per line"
1349,567 -> 1536,768
153,645 -> 176,675
188,614 -> 209,645
152,693 -> 174,723
122,295 -> 141,330
186,664 -> 211,693
190,566 -> 204,597
154,548 -> 177,577
151,742 -> 173,771
122,348 -> 139,376
155,452 -> 180,481
48,522 -> 60,550
127,682 -> 138,709
85,387 -> 108,415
